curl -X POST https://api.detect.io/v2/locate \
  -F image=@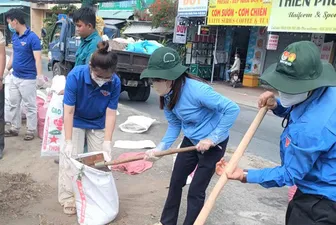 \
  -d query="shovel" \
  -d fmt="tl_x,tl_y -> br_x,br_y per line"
194,106 -> 268,225
78,146 -> 197,169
